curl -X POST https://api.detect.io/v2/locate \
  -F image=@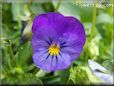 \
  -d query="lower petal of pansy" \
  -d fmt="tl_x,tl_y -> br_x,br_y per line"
50,56 -> 58,71
33,52 -> 58,71
57,53 -> 71,70
33,51 -> 71,71
33,51 -> 49,68
40,55 -> 53,71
